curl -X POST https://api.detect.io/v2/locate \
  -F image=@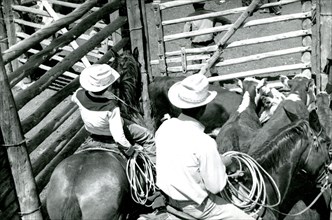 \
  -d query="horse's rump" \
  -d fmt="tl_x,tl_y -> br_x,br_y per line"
47,150 -> 130,219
